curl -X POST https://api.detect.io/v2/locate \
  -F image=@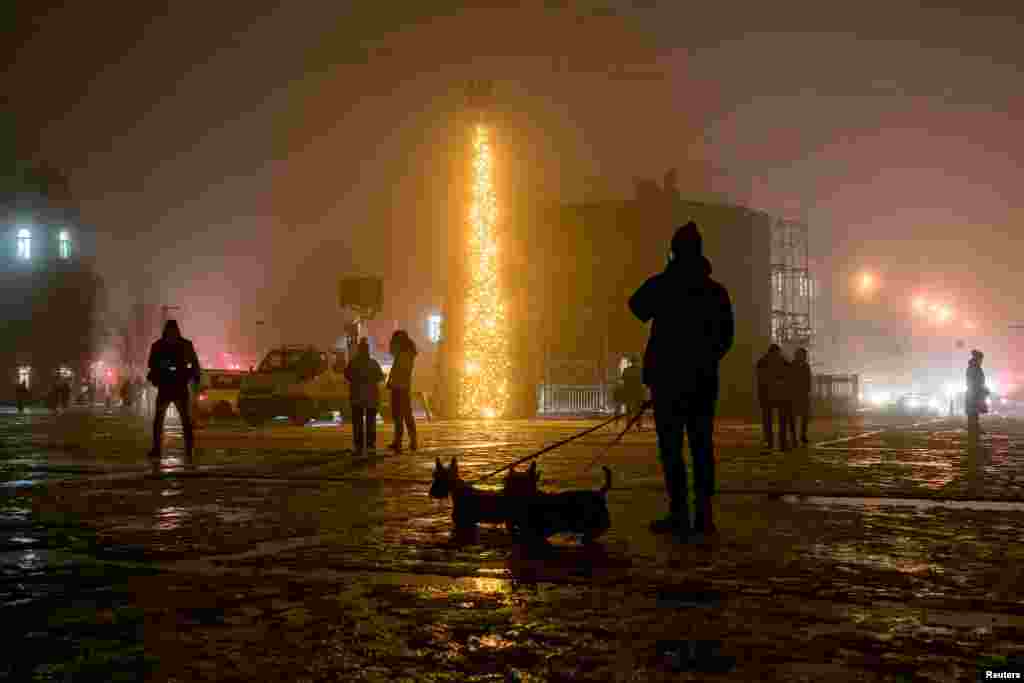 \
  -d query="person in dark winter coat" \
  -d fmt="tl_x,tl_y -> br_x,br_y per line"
629,221 -> 735,540
621,354 -> 647,430
15,381 -> 29,413
788,347 -> 812,446
345,338 -> 385,454
757,344 -> 791,451
966,349 -> 988,437
147,320 -> 201,459
387,330 -> 418,452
